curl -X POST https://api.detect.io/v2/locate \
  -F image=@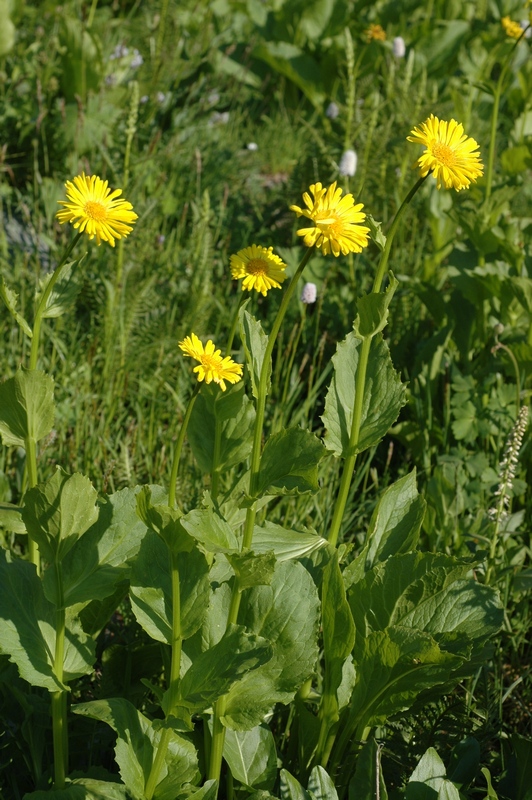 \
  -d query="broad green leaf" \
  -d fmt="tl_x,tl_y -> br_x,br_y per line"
280,769 -> 313,800
184,781 -> 218,800
366,216 -> 386,252
179,624 -> 273,711
37,257 -> 84,319
0,368 -> 54,447
353,275 -> 399,339
510,733 -> 532,800
188,381 -> 255,473
0,277 -> 32,337
0,550 -> 95,691
308,766 -> 339,800
181,500 -> 239,553
24,778 -> 128,800
322,333 -> 406,458
298,0 -> 335,41
406,747 -> 459,800
448,737 -> 480,786
73,698 -> 199,800
347,628 -> 461,732
481,768 -> 499,800
252,42 -> 324,107
255,427 -> 326,497
227,550 -> 277,589
130,530 -> 210,644
223,725 -> 277,789
252,520 -> 328,561
322,553 -> 355,708
22,468 -> 98,564
136,486 -> 194,553
79,579 -> 129,637
43,487 -> 148,608
0,501 -> 25,533
222,560 -> 320,729
240,308 -> 270,400
348,552 -> 503,653
348,738 -> 388,800
345,470 -> 425,585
